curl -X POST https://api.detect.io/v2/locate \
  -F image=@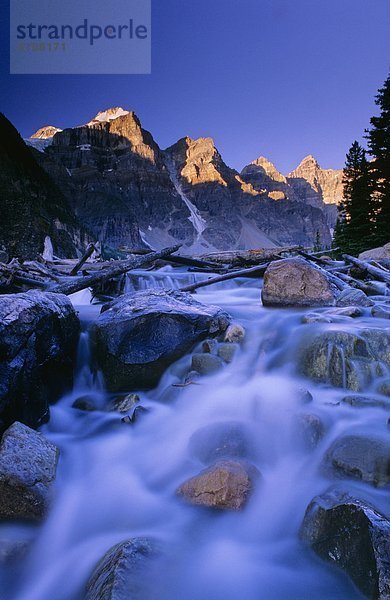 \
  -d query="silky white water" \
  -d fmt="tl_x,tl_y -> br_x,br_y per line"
1,269 -> 389,600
